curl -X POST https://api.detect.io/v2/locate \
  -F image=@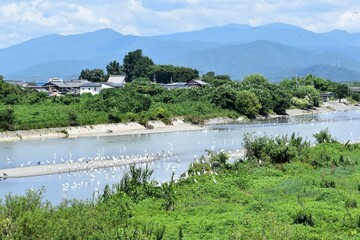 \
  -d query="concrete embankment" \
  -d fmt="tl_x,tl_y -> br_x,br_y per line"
0,120 -> 204,142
